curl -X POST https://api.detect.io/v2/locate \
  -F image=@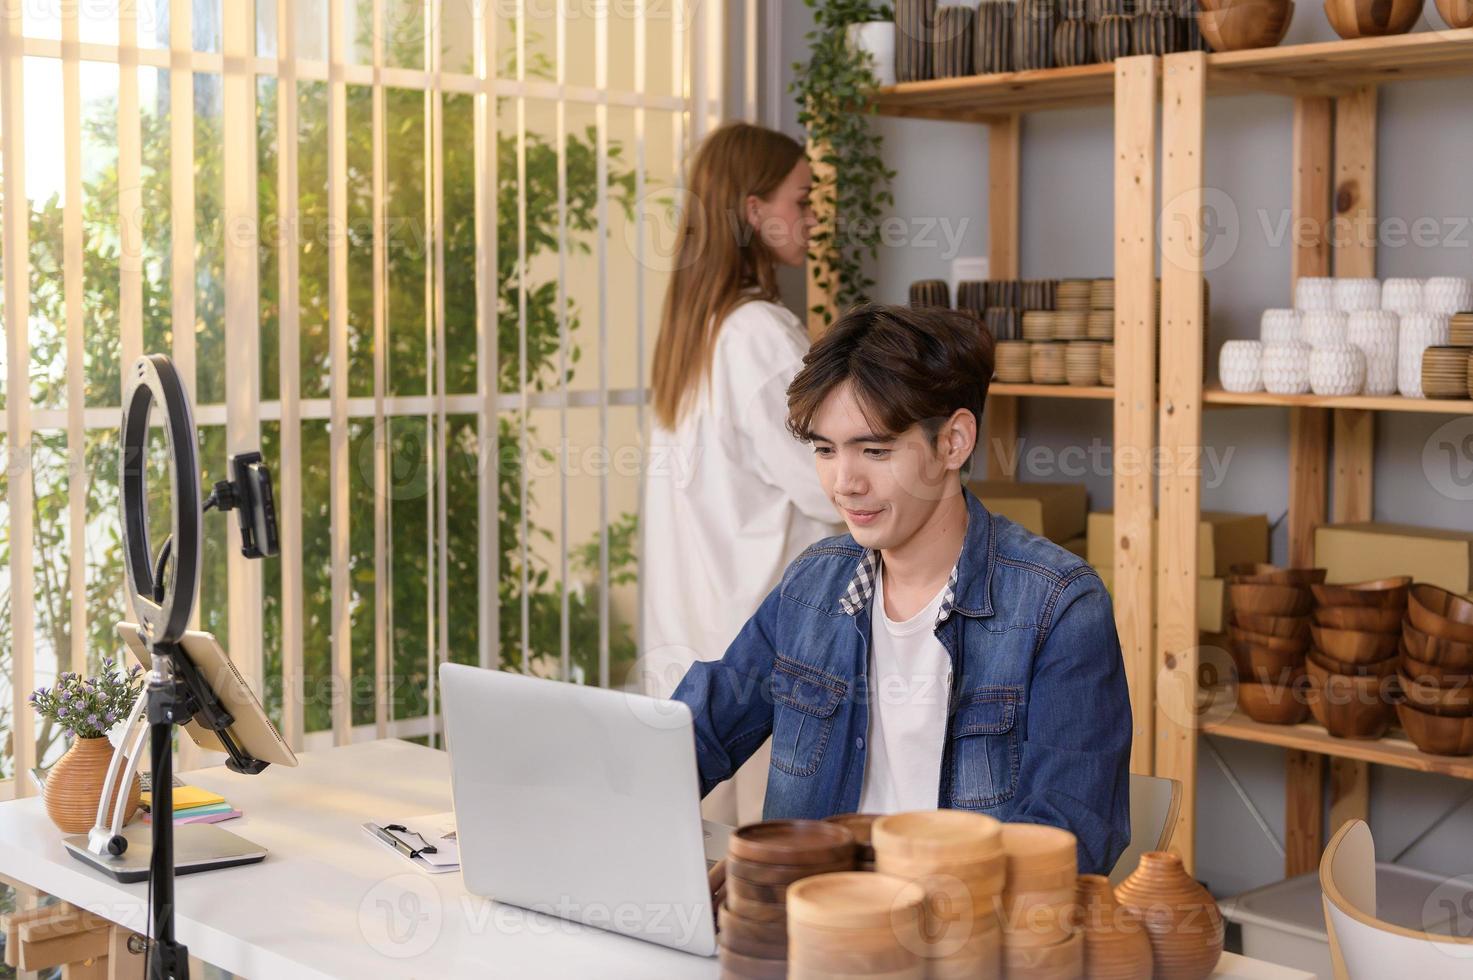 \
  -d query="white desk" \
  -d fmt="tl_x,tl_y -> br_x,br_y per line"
0,739 -> 1313,980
